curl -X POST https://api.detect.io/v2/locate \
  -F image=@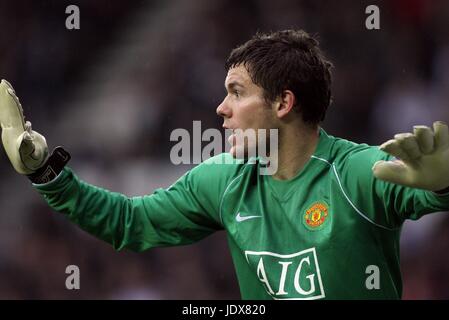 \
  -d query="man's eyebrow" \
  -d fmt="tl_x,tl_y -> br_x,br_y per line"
225,81 -> 245,91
